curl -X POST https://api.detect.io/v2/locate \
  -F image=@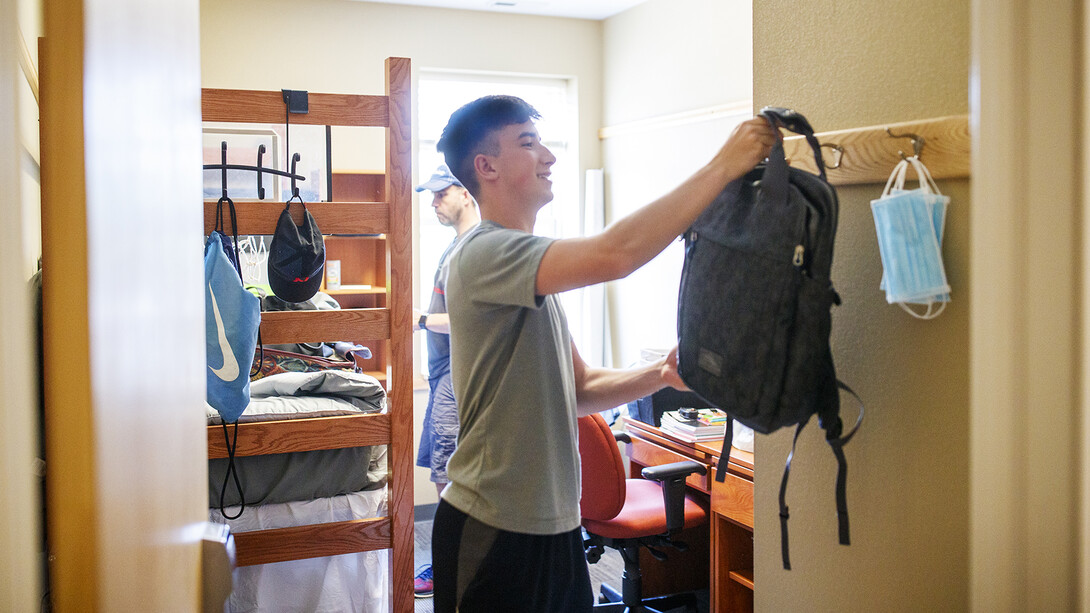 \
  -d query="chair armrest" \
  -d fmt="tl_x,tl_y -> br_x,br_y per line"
640,460 -> 705,481
641,461 -> 707,533
612,431 -> 631,444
